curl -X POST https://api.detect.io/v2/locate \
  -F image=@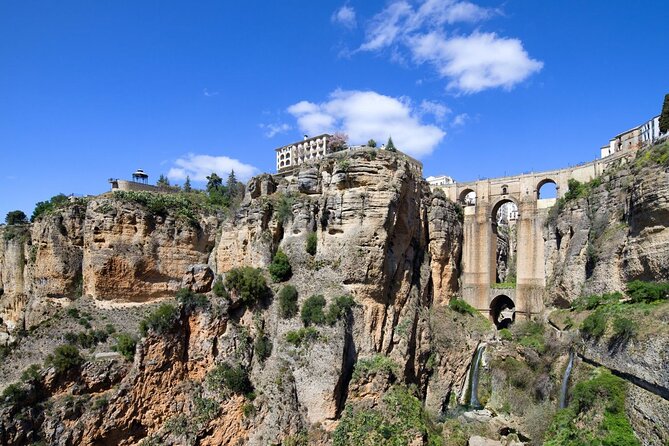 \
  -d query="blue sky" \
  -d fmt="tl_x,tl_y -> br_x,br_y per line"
1,0 -> 667,219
